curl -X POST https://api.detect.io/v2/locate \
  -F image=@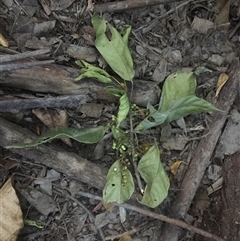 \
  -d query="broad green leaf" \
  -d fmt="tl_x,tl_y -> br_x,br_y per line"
165,95 -> 221,122
91,14 -> 134,81
137,143 -> 170,208
159,70 -> 197,111
135,95 -> 221,132
106,88 -> 130,128
74,60 -> 112,83
103,160 -> 134,204
7,126 -> 105,148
